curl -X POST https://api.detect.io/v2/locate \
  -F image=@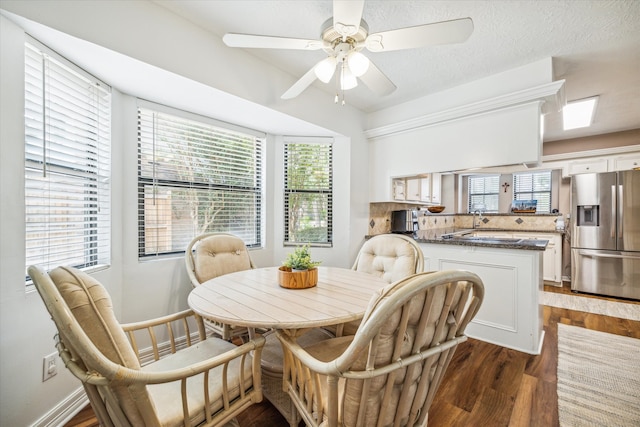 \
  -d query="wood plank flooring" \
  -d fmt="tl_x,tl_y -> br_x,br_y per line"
65,283 -> 640,427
